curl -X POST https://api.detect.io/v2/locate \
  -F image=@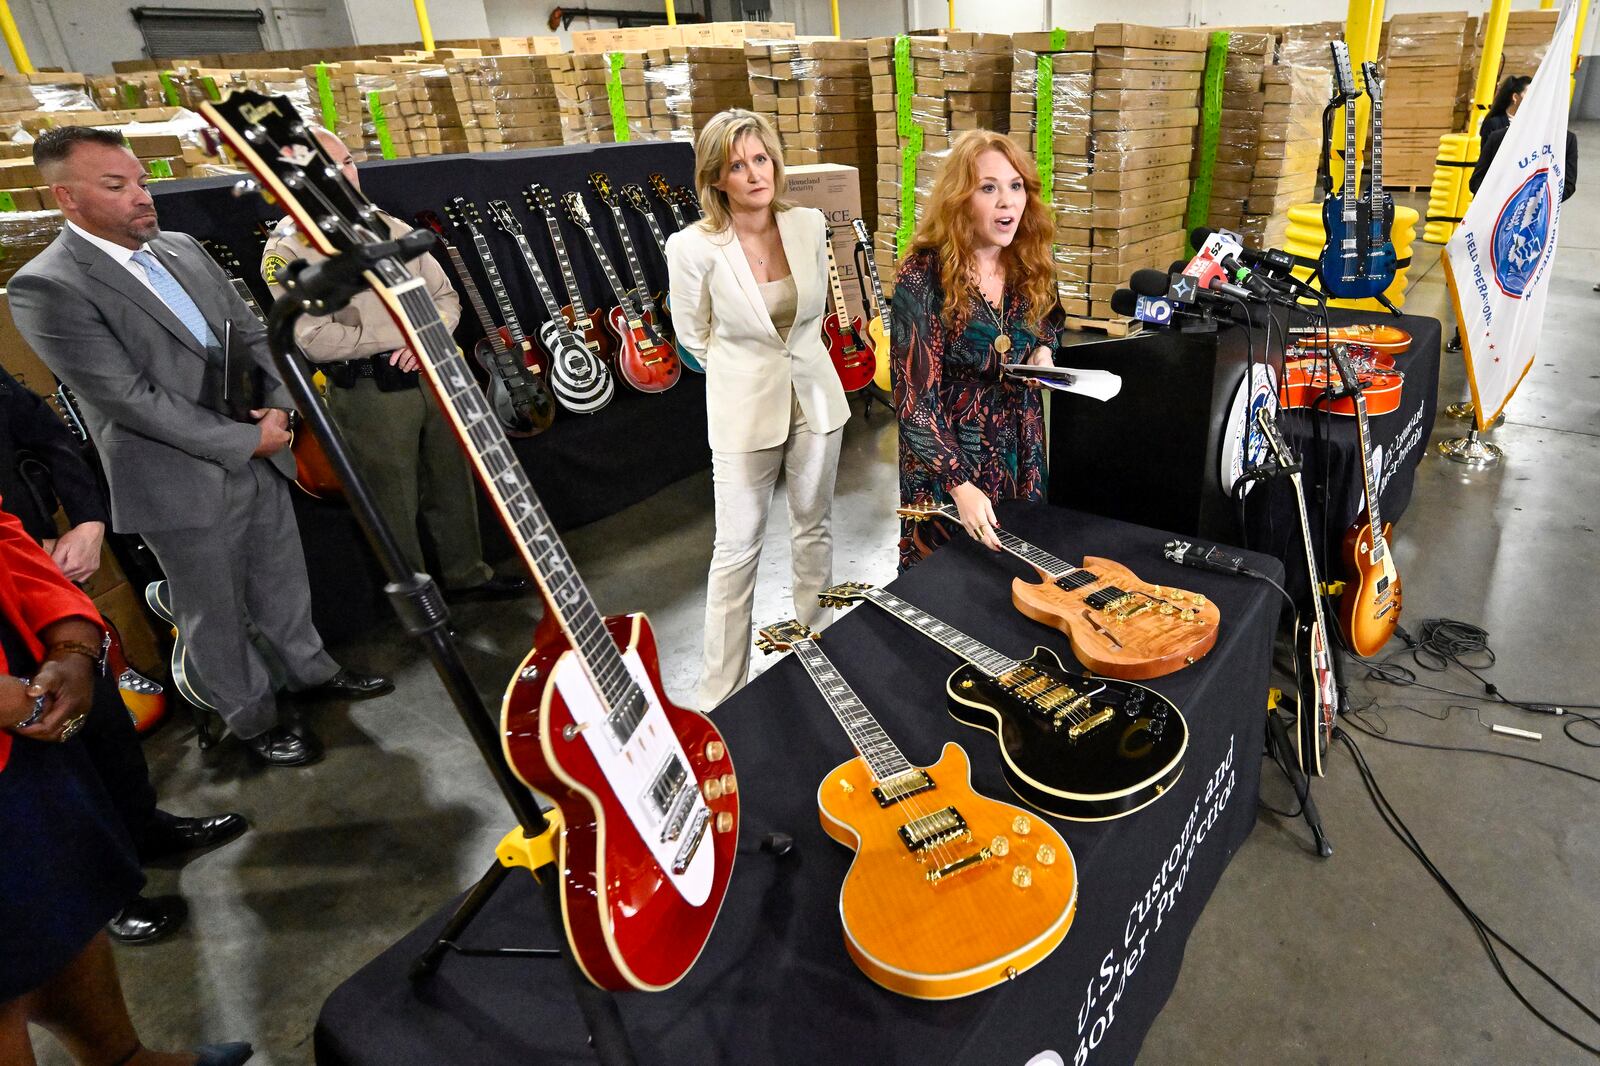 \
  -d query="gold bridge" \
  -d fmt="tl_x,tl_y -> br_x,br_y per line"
1068,707 -> 1116,739
998,666 -> 1092,732
926,847 -> 994,883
